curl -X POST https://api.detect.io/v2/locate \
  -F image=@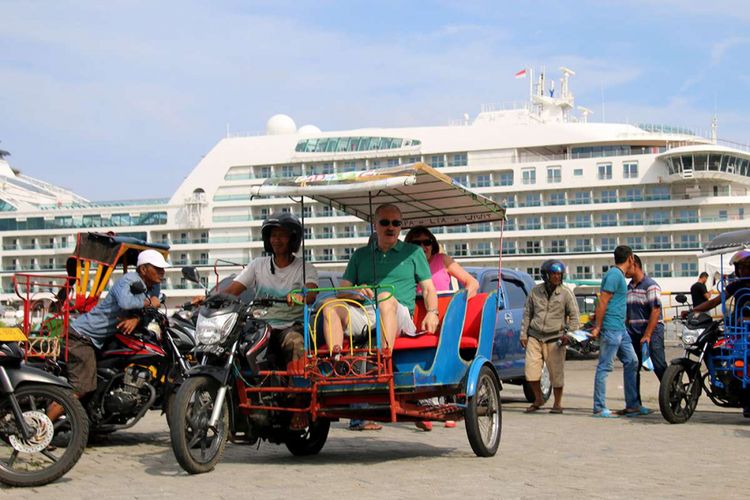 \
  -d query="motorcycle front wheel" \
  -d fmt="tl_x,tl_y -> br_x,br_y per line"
0,384 -> 88,487
170,376 -> 229,474
659,363 -> 701,424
